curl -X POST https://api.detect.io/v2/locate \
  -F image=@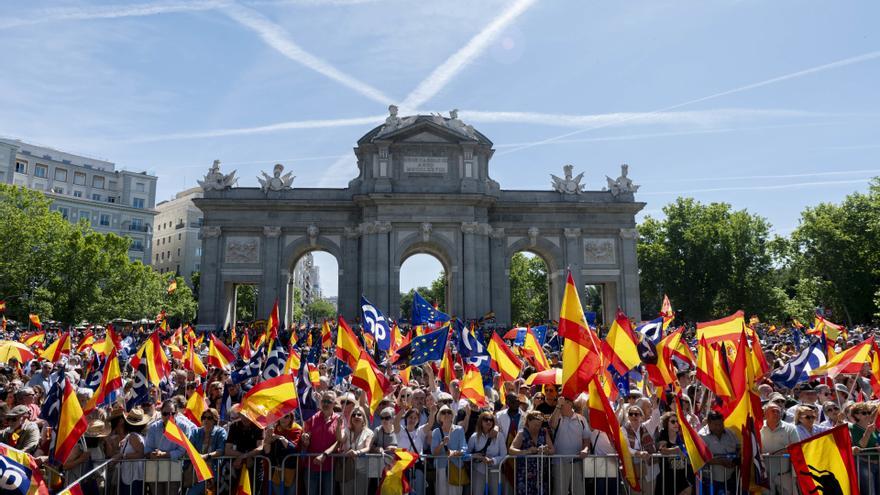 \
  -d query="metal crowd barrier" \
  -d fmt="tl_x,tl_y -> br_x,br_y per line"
54,451 -> 880,495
